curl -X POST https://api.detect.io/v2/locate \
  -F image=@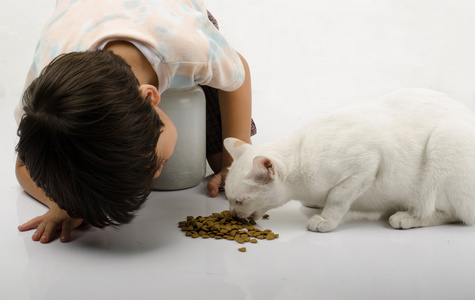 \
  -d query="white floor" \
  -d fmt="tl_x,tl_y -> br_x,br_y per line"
2,1 -> 475,299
